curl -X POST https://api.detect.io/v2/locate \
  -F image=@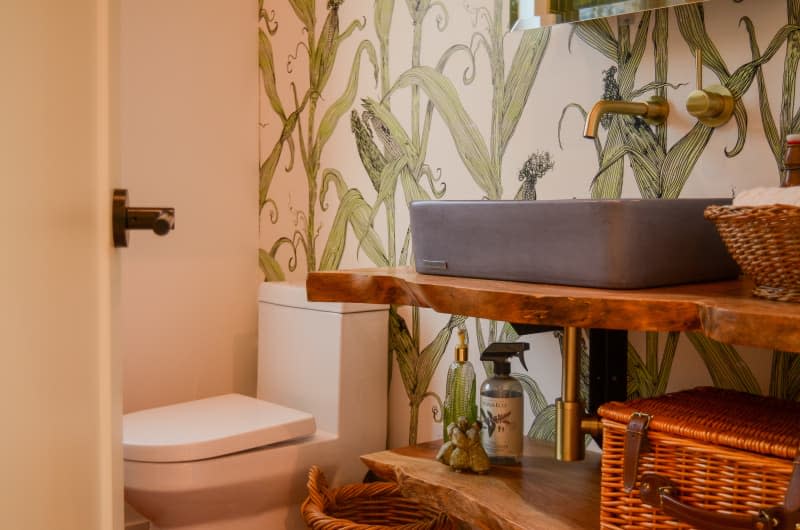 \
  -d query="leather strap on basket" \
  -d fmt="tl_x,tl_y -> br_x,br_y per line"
639,472 -> 800,530
623,412 -> 651,493
784,448 -> 800,513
